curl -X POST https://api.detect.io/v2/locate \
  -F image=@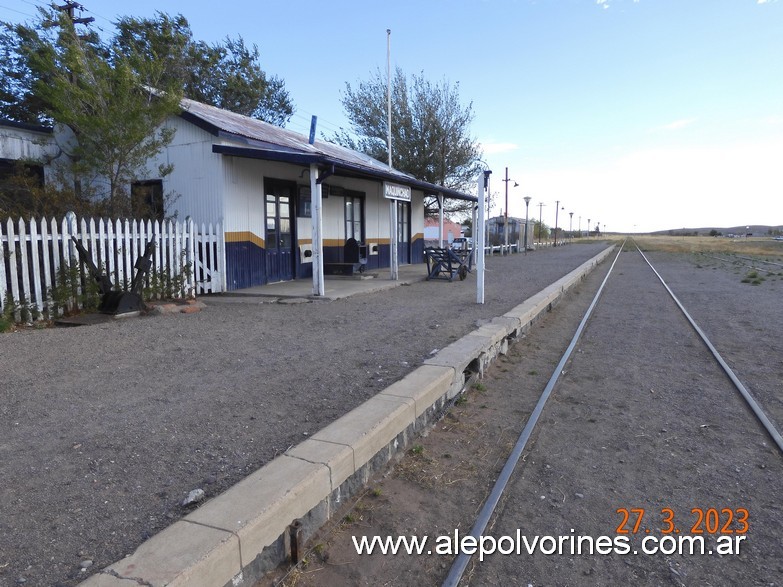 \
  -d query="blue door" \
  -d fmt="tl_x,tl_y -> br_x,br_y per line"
397,200 -> 410,264
265,183 -> 294,282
